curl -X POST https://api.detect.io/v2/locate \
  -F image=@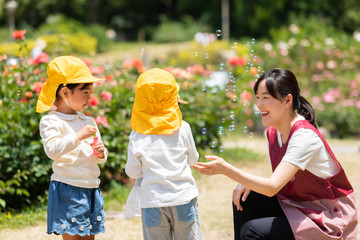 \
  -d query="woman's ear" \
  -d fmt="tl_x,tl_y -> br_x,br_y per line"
285,94 -> 293,107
